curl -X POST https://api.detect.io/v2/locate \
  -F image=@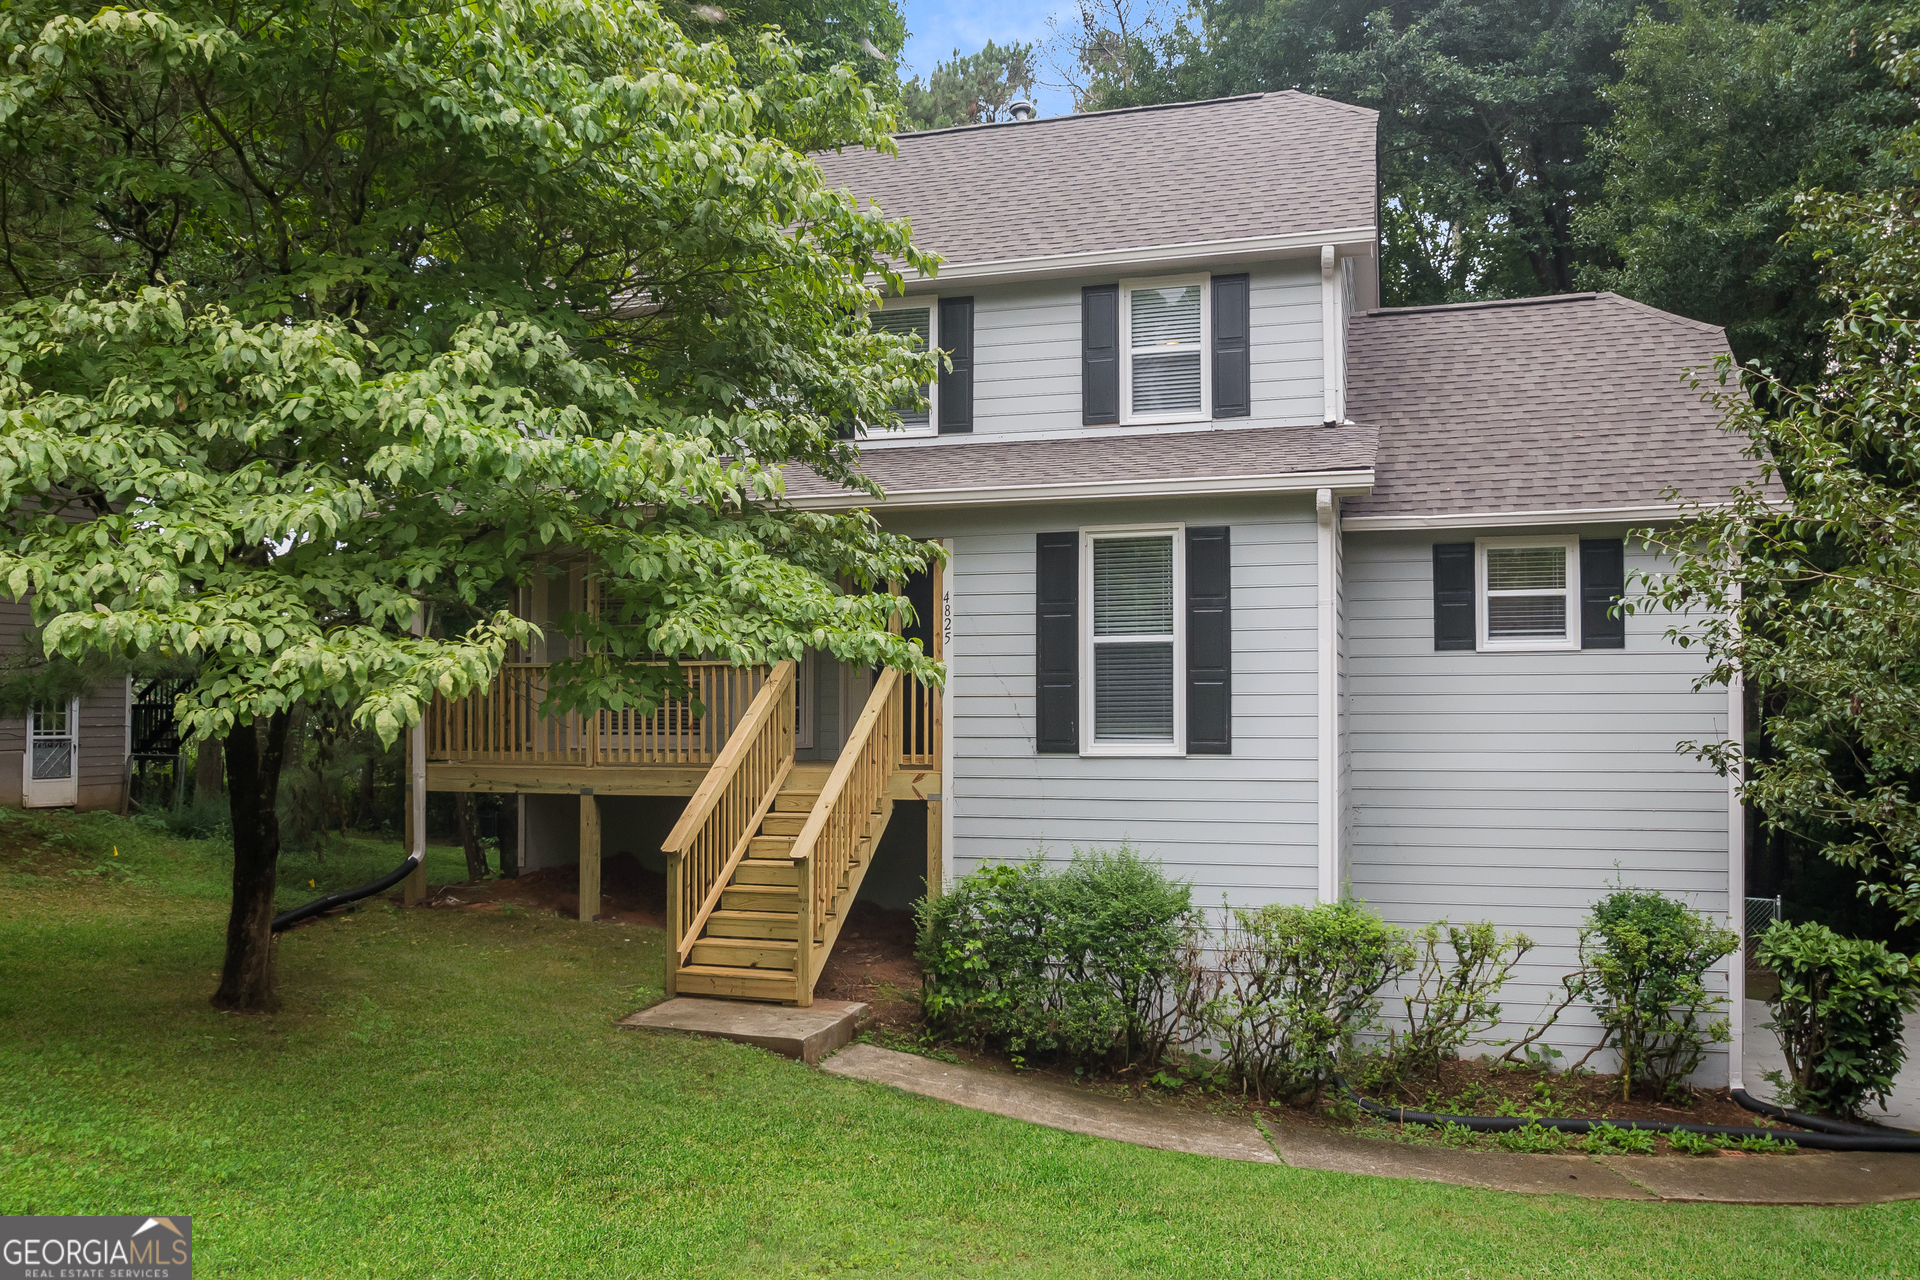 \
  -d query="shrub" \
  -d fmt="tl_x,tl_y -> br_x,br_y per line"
1583,1122 -> 1656,1155
1754,920 -> 1920,1120
1570,890 -> 1738,1100
1497,1122 -> 1568,1154
1191,900 -> 1412,1104
917,847 -> 1198,1069
1382,920 -> 1534,1082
